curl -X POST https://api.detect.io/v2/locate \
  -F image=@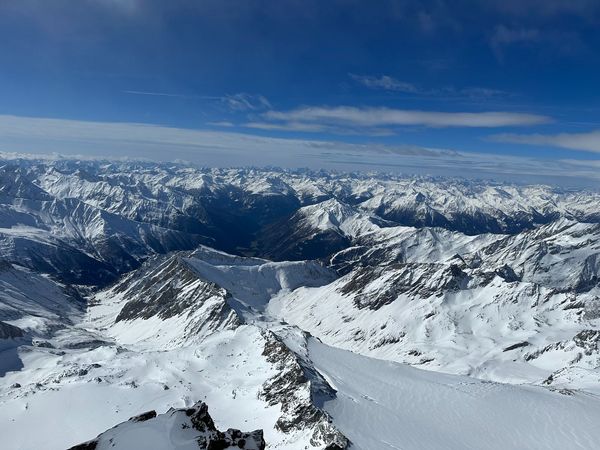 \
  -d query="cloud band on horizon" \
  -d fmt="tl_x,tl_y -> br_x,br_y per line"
0,114 -> 597,187
491,129 -> 600,153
